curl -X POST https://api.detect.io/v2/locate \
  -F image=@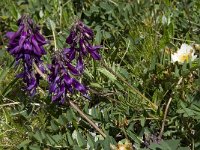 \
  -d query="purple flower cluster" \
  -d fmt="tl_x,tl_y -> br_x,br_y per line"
6,17 -> 101,102
6,16 -> 47,96
64,21 -> 101,73
48,21 -> 101,103
48,55 -> 87,103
